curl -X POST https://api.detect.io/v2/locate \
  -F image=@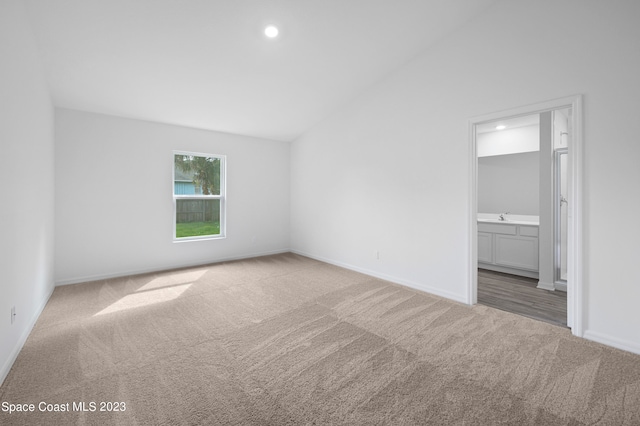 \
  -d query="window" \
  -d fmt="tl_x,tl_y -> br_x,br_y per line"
173,151 -> 225,240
